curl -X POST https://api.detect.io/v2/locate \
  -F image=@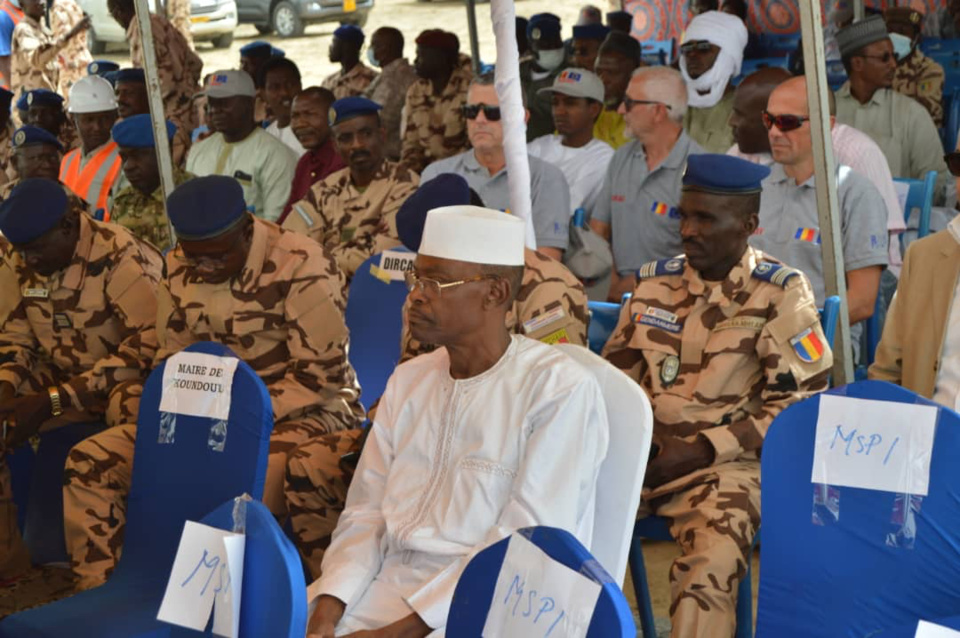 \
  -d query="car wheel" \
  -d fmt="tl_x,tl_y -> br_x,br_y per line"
213,32 -> 234,48
255,23 -> 273,34
87,26 -> 105,54
271,0 -> 304,38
